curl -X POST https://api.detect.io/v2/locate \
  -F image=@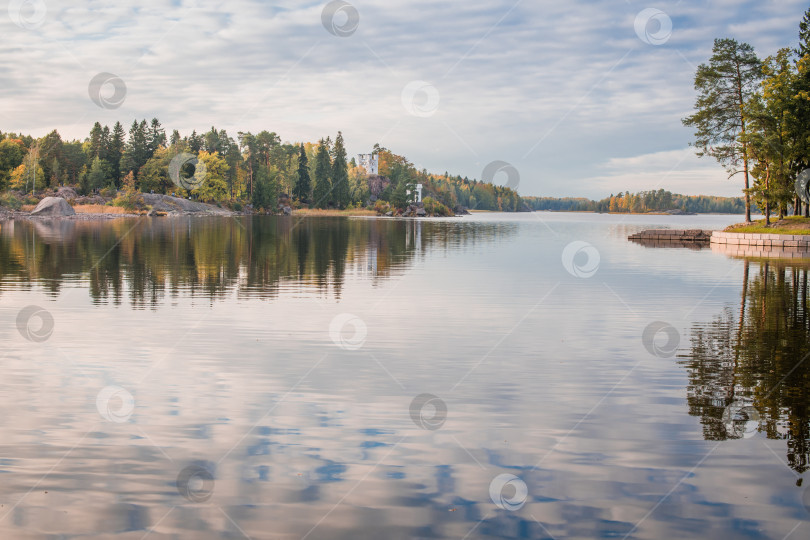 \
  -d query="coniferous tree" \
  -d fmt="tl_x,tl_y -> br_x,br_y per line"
331,132 -> 349,208
293,143 -> 311,202
313,139 -> 332,209
120,120 -> 150,178
683,38 -> 762,222
109,121 -> 126,186
147,118 -> 166,156
88,122 -> 104,159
